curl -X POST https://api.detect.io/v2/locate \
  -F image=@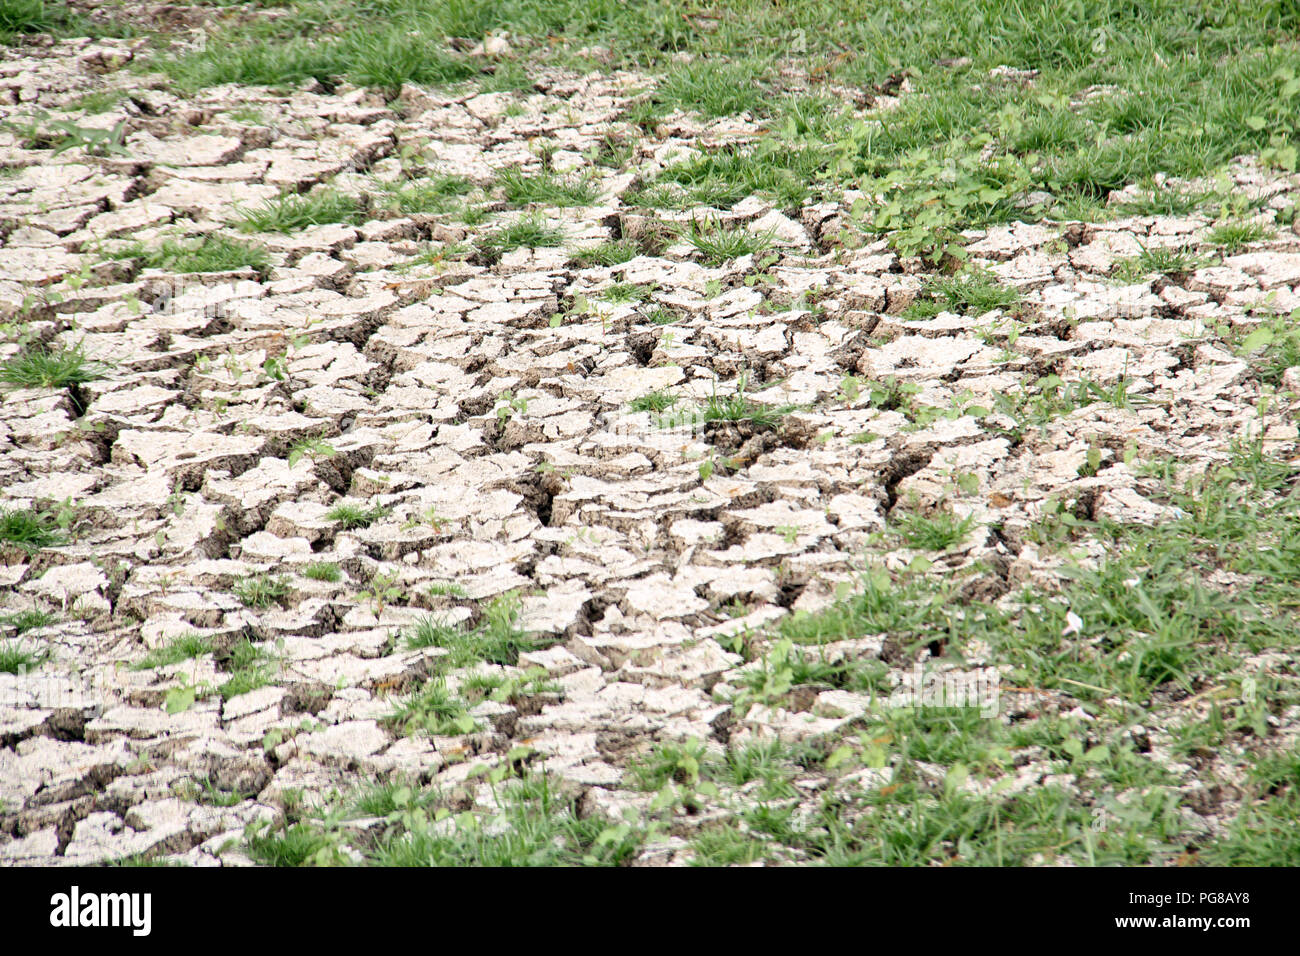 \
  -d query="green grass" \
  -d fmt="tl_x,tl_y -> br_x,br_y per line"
0,608 -> 55,634
599,282 -> 652,303
1112,244 -> 1204,282
232,574 -> 291,609
1235,309 -> 1300,386
351,778 -> 440,818
1,0 -> 138,43
628,390 -> 677,413
107,235 -> 271,275
904,268 -> 1022,320
1207,220 -> 1274,252
218,637 -> 276,700
0,507 -> 63,552
0,0 -> 135,43
379,175 -> 473,215
246,822 -> 336,867
478,213 -> 565,259
160,20 -> 477,92
990,373 -> 1150,441
1201,751 -> 1300,865
686,774 -> 1182,865
1112,186 -> 1215,217
638,57 -> 772,119
148,1 -> 1300,261
459,205 -> 490,227
781,445 -> 1299,710
0,343 -> 108,389
0,0 -> 55,38
657,375 -> 796,432
699,375 -> 796,430
384,677 -> 478,736
0,641 -> 46,673
133,632 -> 214,671
569,240 -> 639,267
745,448 -> 1300,864
404,593 -> 551,670
627,140 -> 829,210
645,307 -> 680,325
191,777 -> 250,808
236,190 -> 363,233
678,218 -> 773,265
892,510 -> 977,551
370,774 -> 642,866
67,89 -> 126,114
303,561 -> 342,583
497,168 -> 597,207
326,501 -> 391,530
426,581 -> 467,598
627,738 -> 708,791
